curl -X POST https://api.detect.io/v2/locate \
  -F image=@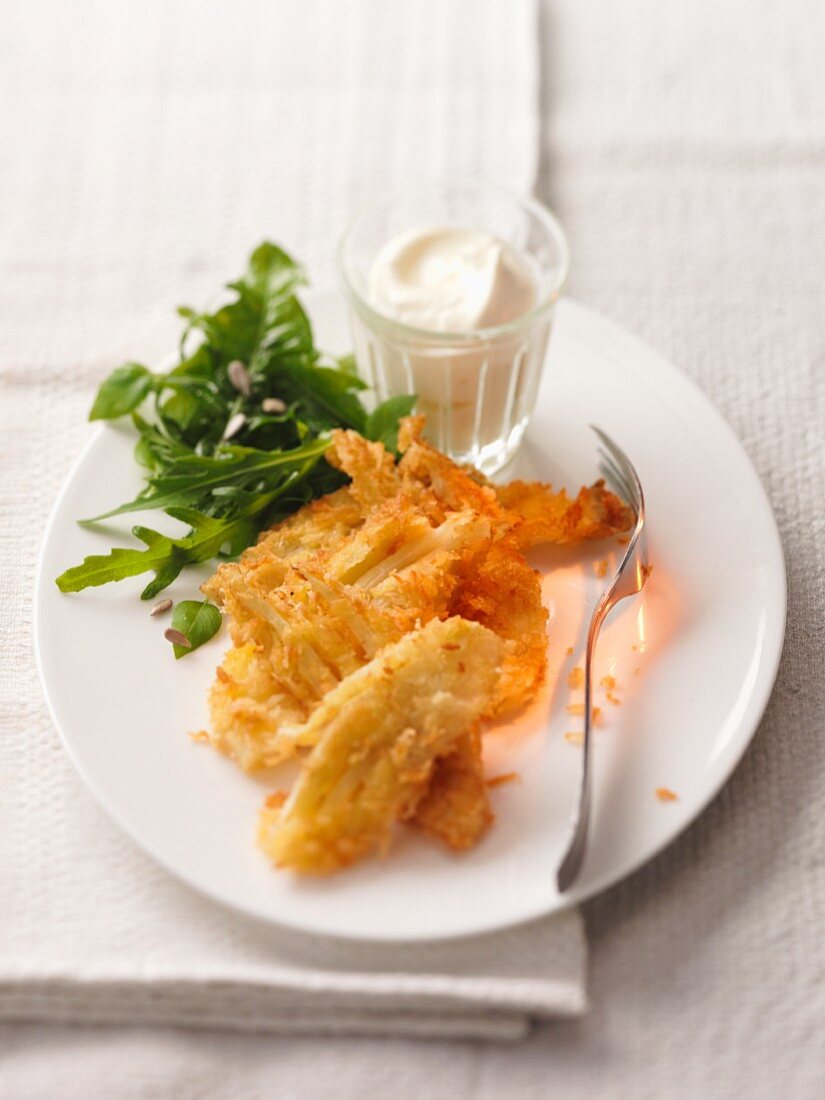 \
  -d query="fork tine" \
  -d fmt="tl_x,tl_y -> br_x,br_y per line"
610,440 -> 642,501
598,438 -> 635,490
592,426 -> 644,512
592,425 -> 635,475
598,451 -> 636,509
613,451 -> 641,500
599,467 -> 633,509
598,448 -> 631,489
